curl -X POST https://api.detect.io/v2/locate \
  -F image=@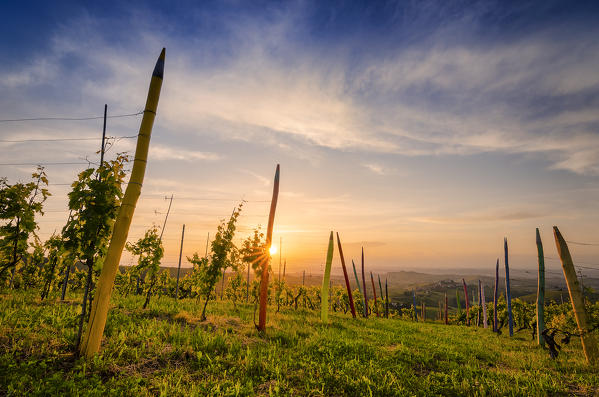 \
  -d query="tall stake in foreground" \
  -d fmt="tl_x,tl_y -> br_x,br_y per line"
493,259 -> 499,332
257,164 -> 280,332
462,279 -> 470,326
553,226 -> 599,364
505,238 -> 514,336
336,233 -> 356,318
361,248 -> 368,318
320,232 -> 334,322
536,228 -> 545,345
81,48 -> 165,358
